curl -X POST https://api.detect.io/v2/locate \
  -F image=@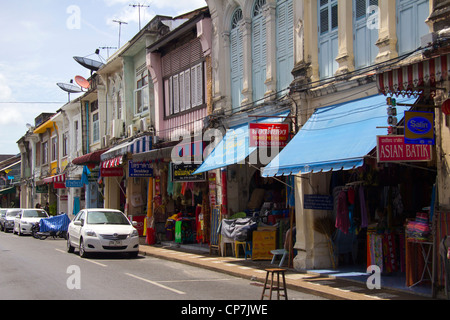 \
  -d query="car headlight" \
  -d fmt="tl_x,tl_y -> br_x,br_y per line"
85,229 -> 97,237
131,229 -> 139,237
